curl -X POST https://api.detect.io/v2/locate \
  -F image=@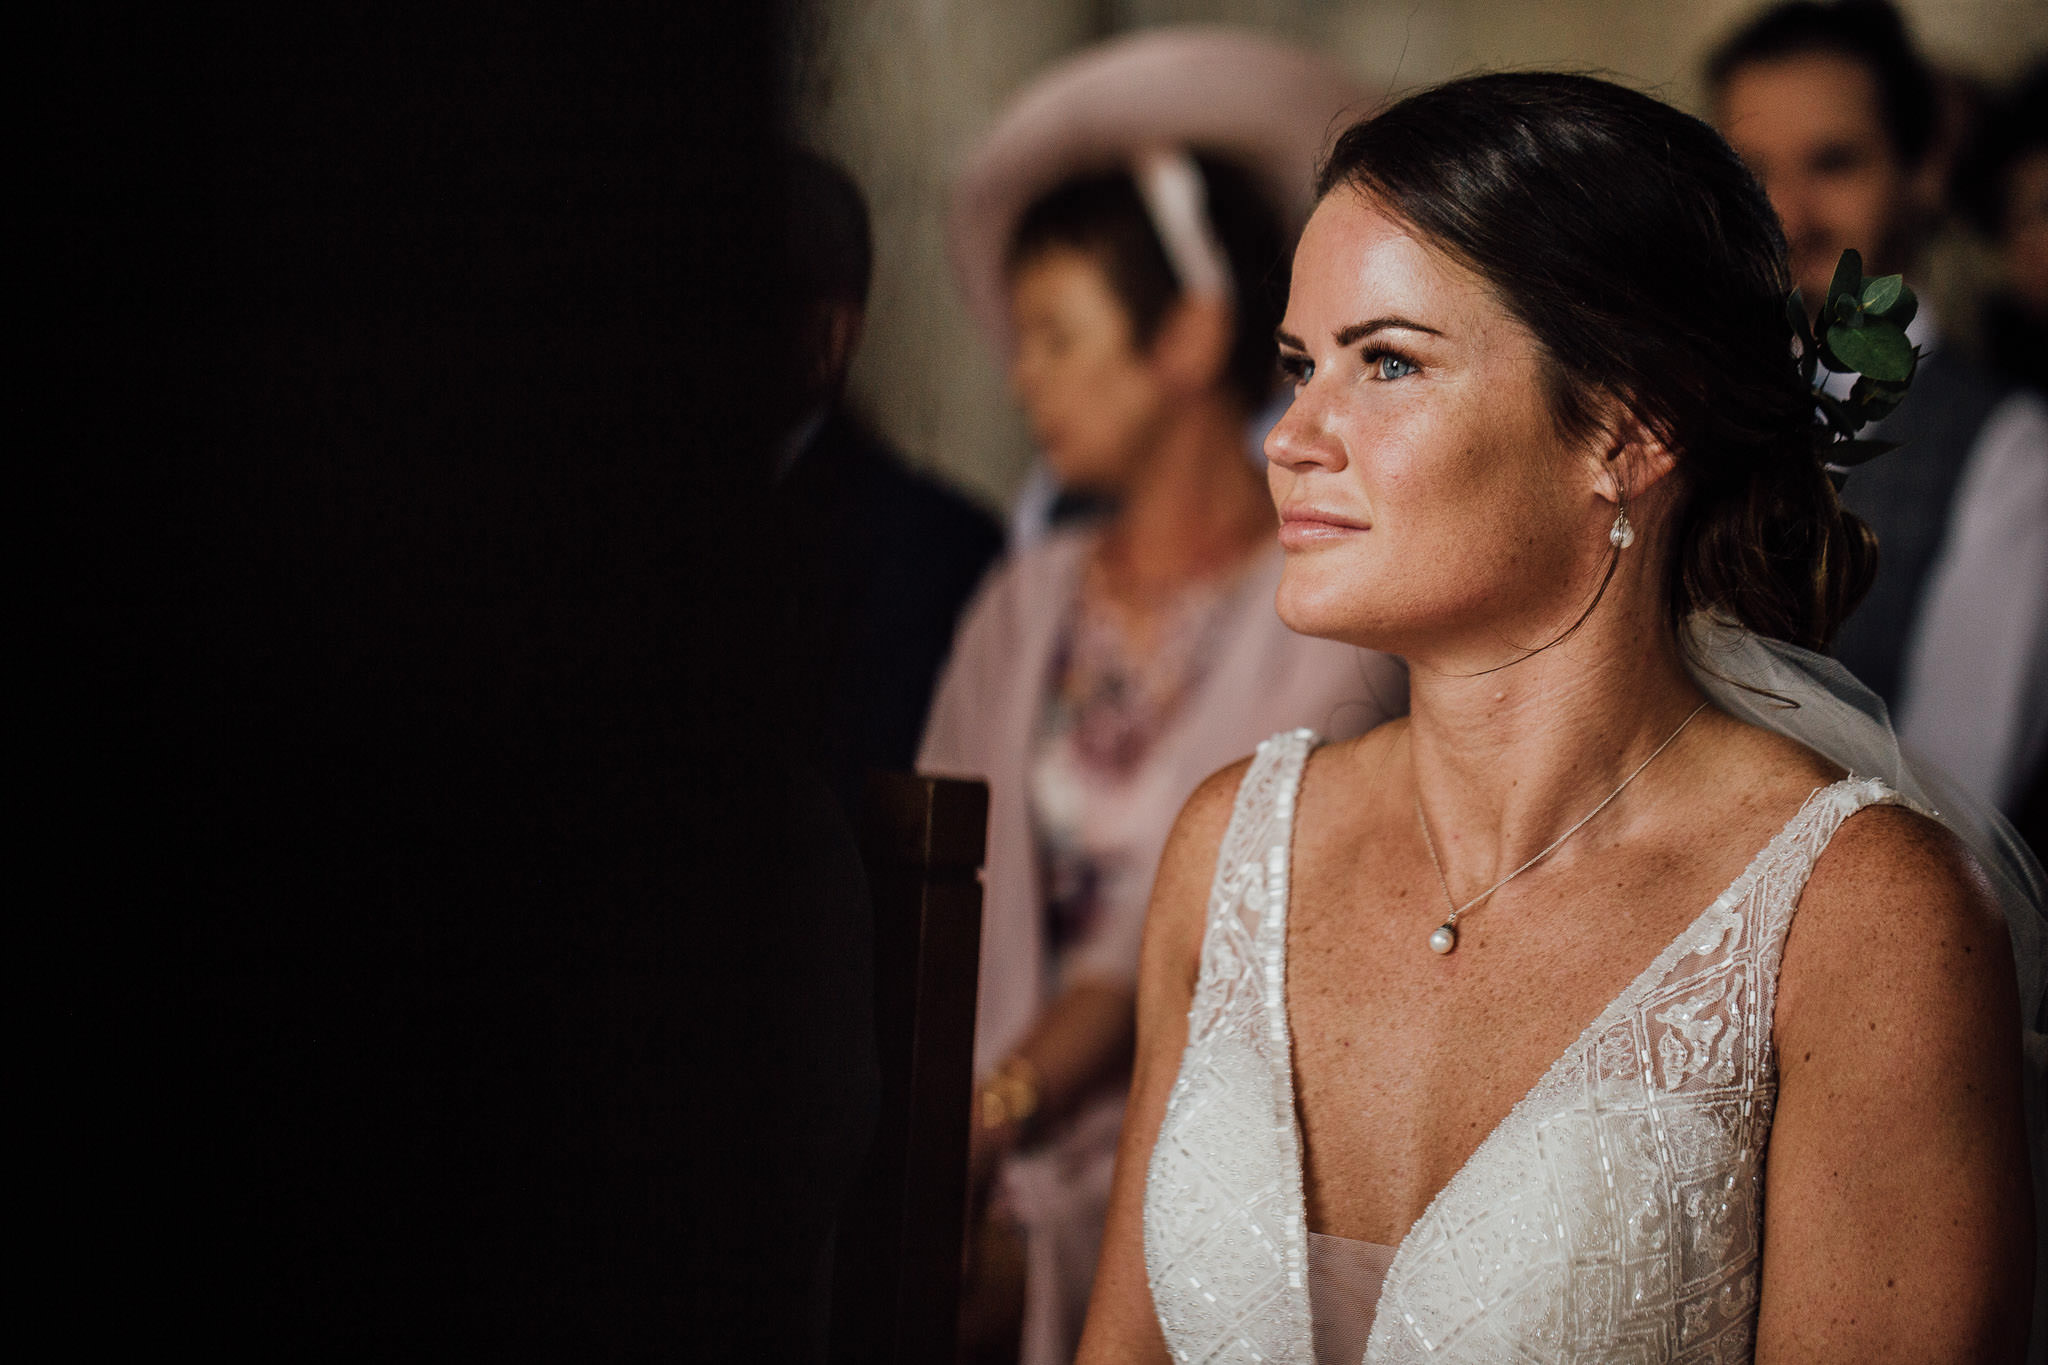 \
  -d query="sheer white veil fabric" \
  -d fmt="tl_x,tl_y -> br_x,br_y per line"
1684,615 -> 2047,1343
1684,615 -> 2044,1030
